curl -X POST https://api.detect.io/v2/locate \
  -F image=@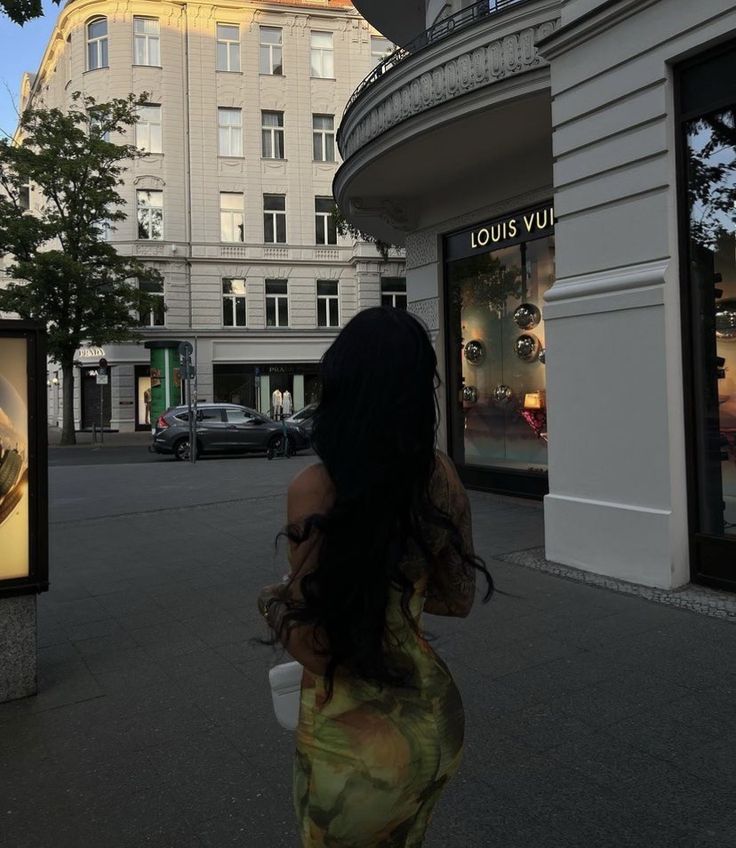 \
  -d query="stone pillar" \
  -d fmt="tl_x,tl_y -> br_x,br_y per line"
0,595 -> 37,702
